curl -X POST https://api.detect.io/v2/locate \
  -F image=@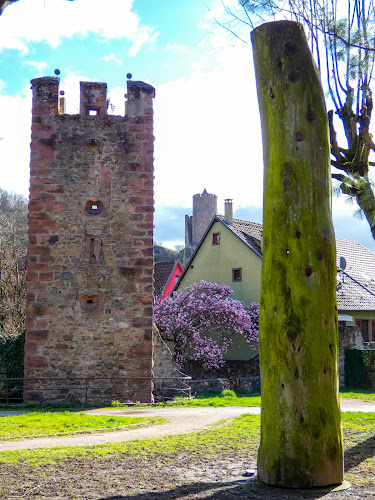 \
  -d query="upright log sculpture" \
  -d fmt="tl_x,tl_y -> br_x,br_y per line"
251,21 -> 343,488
